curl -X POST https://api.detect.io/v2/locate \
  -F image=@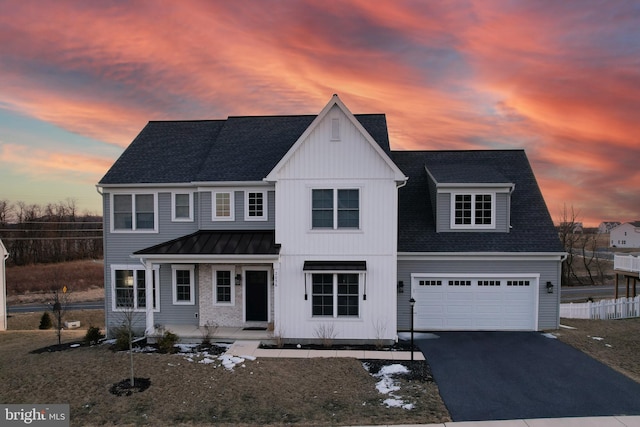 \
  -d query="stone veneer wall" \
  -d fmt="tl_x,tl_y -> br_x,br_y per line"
198,265 -> 244,327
